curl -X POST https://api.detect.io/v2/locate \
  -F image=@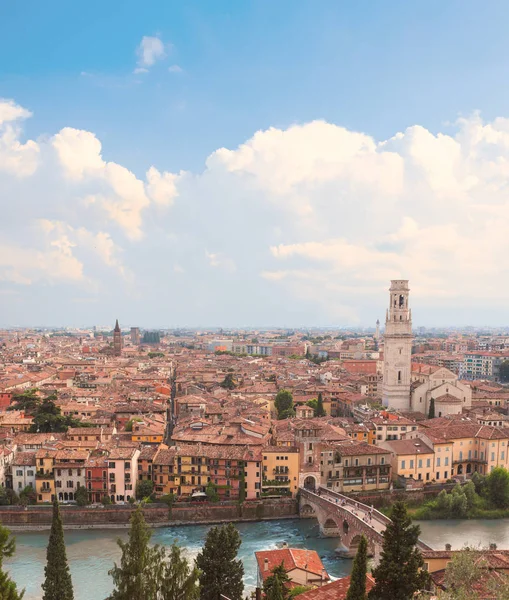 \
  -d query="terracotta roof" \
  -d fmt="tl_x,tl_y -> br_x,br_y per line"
255,548 -> 329,581
296,575 -> 375,600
